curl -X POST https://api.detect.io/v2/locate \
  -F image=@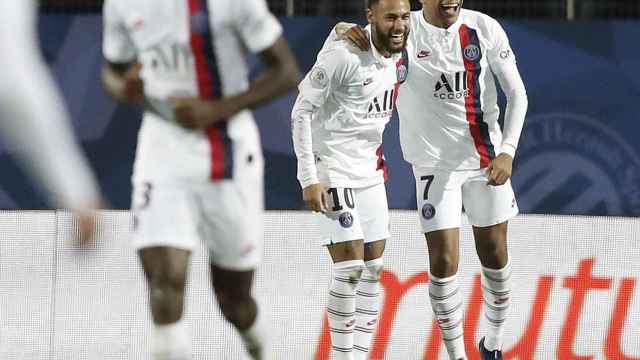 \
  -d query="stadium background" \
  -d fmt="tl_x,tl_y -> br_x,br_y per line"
0,0 -> 639,216
0,1 -> 639,359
